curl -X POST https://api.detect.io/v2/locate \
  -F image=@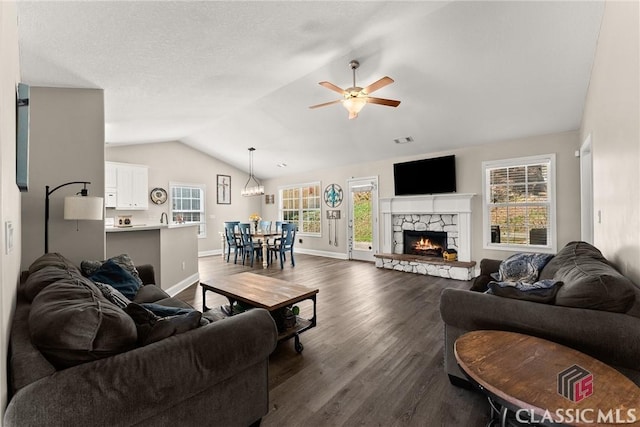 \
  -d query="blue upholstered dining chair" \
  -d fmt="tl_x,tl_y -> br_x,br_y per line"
223,221 -> 241,263
268,223 -> 296,269
238,222 -> 262,267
